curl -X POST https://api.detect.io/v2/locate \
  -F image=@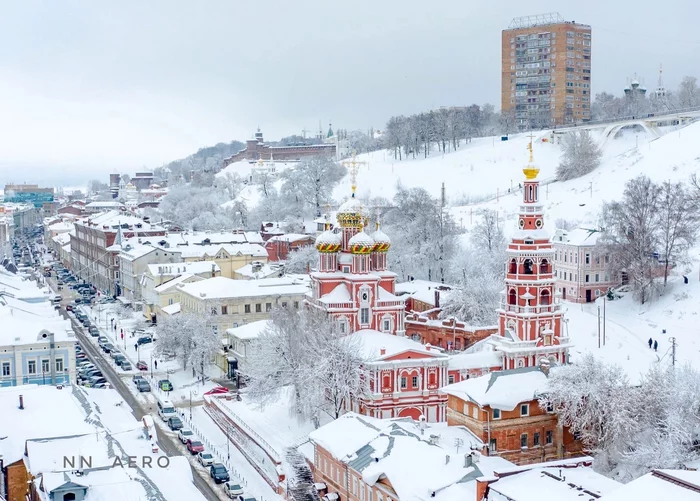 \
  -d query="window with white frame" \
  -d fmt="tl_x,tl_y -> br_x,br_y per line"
360,308 -> 370,325
28,360 -> 36,374
1,361 -> 10,376
400,377 -> 407,389
493,408 -> 501,419
55,358 -> 64,373
382,318 -> 391,332
520,403 -> 529,416
41,359 -> 50,374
